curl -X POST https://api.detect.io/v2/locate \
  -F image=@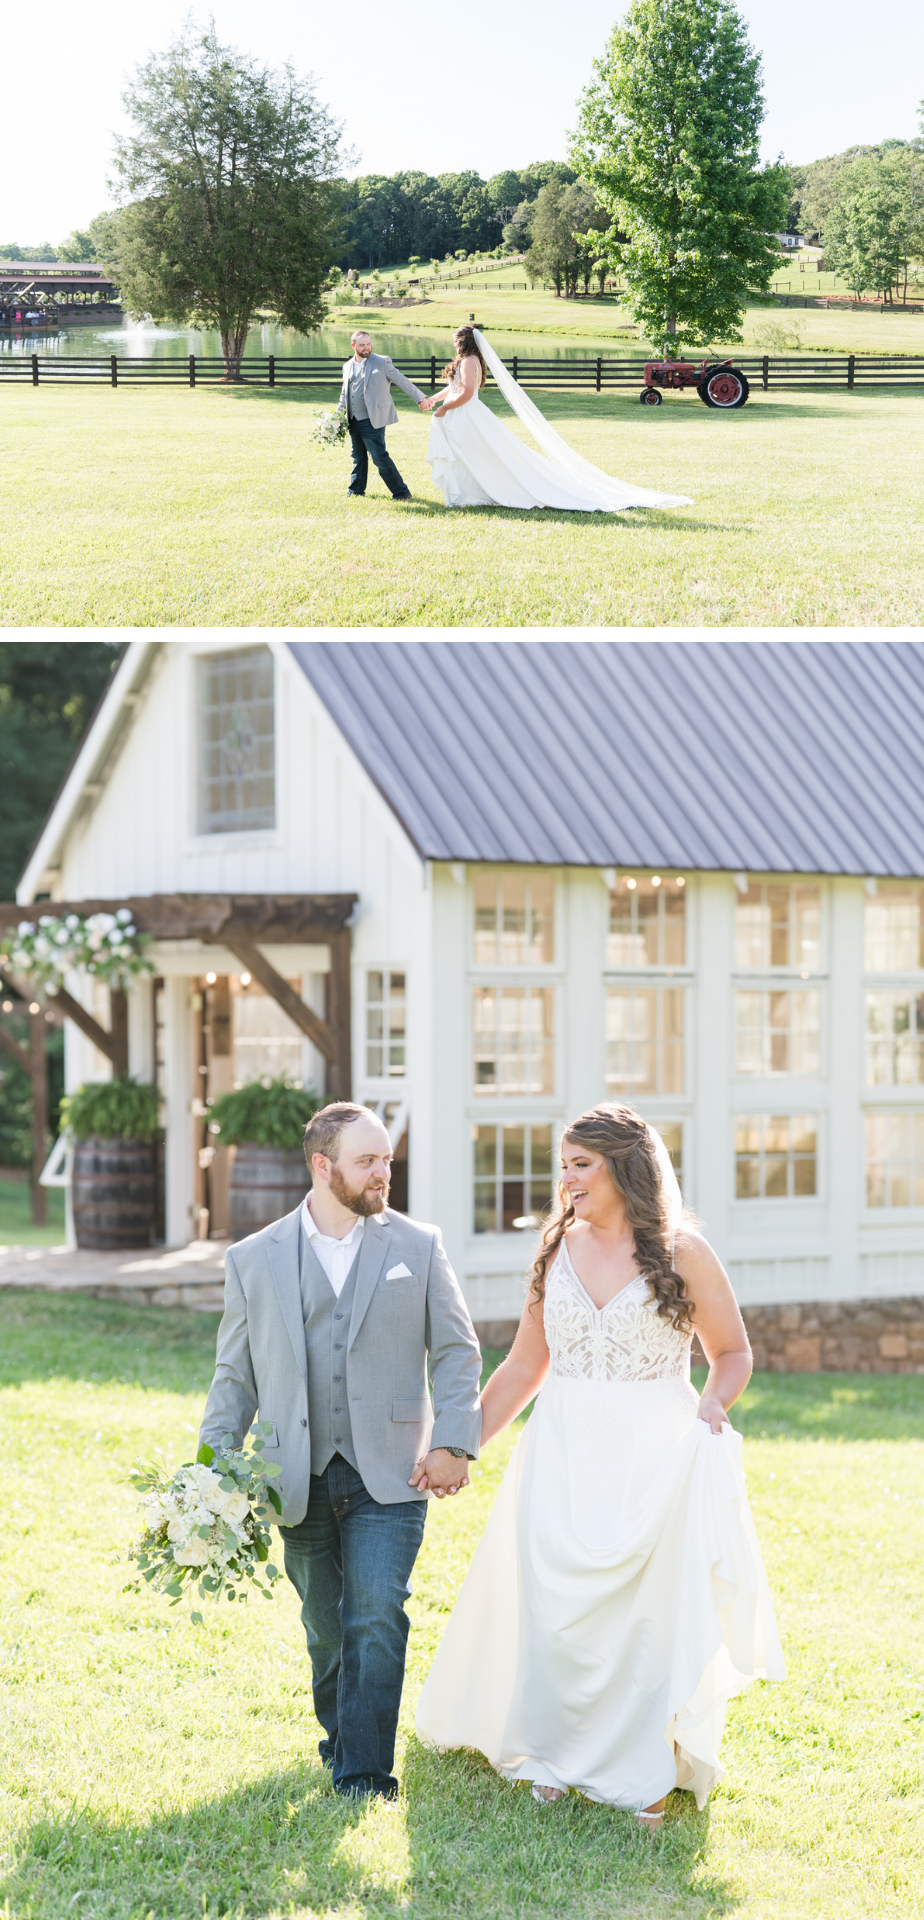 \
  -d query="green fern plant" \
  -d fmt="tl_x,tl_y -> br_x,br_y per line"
61,1076 -> 161,1141
207,1080 -> 321,1150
